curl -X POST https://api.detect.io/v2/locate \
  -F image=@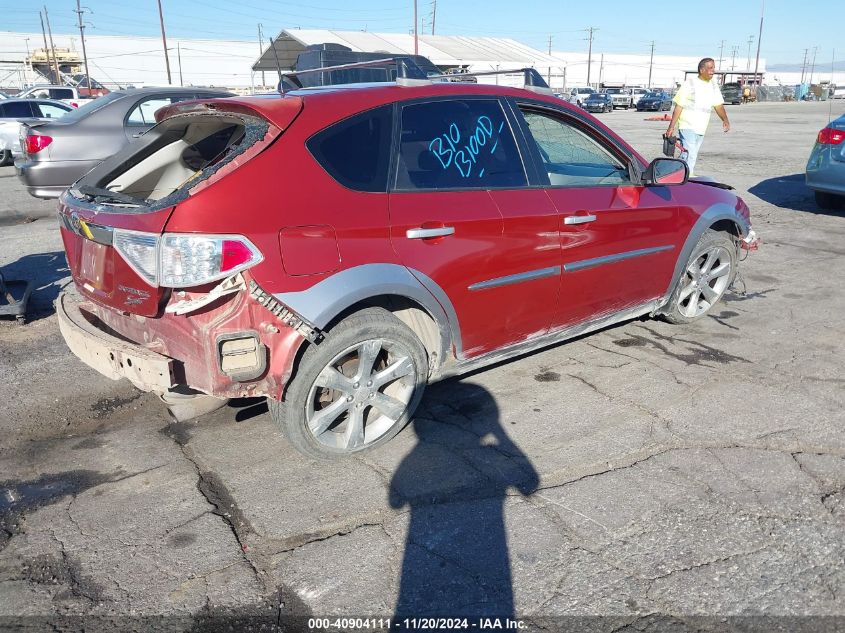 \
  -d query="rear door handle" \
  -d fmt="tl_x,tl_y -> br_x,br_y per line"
564,214 -> 597,225
406,226 -> 455,239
